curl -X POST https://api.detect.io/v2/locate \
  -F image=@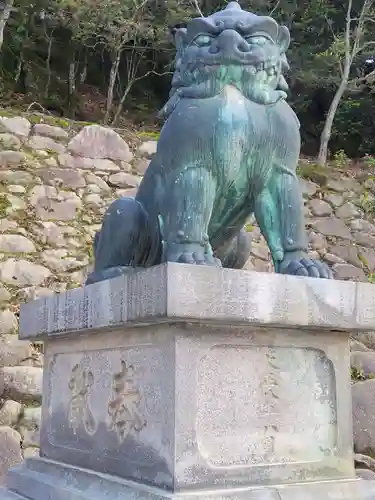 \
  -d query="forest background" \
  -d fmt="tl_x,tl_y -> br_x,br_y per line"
0,0 -> 375,164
